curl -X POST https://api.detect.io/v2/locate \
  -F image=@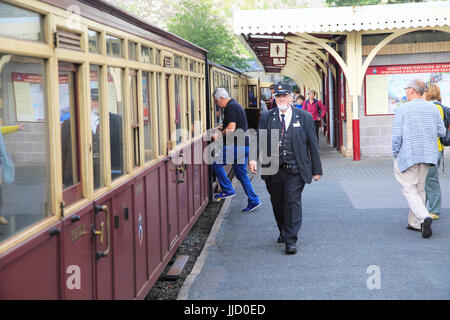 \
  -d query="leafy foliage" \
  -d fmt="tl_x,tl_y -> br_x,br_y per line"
166,0 -> 249,70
